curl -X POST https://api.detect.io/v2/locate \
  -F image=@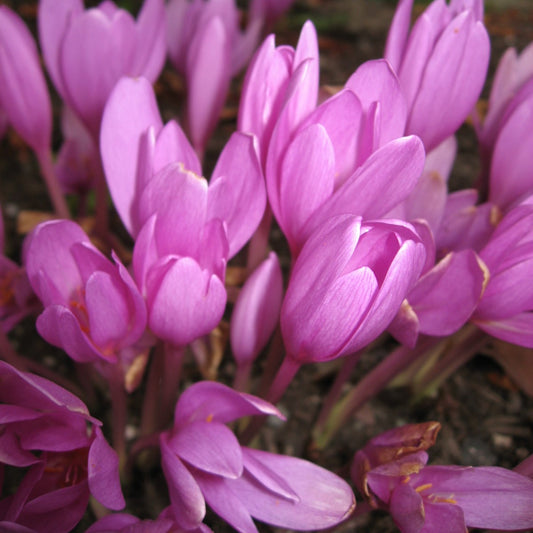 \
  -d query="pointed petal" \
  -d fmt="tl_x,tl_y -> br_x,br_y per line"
88,427 -> 125,510
230,448 -> 355,531
170,420 -> 243,478
160,433 -> 206,530
208,132 -> 265,258
174,381 -> 283,428
101,77 -> 163,235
